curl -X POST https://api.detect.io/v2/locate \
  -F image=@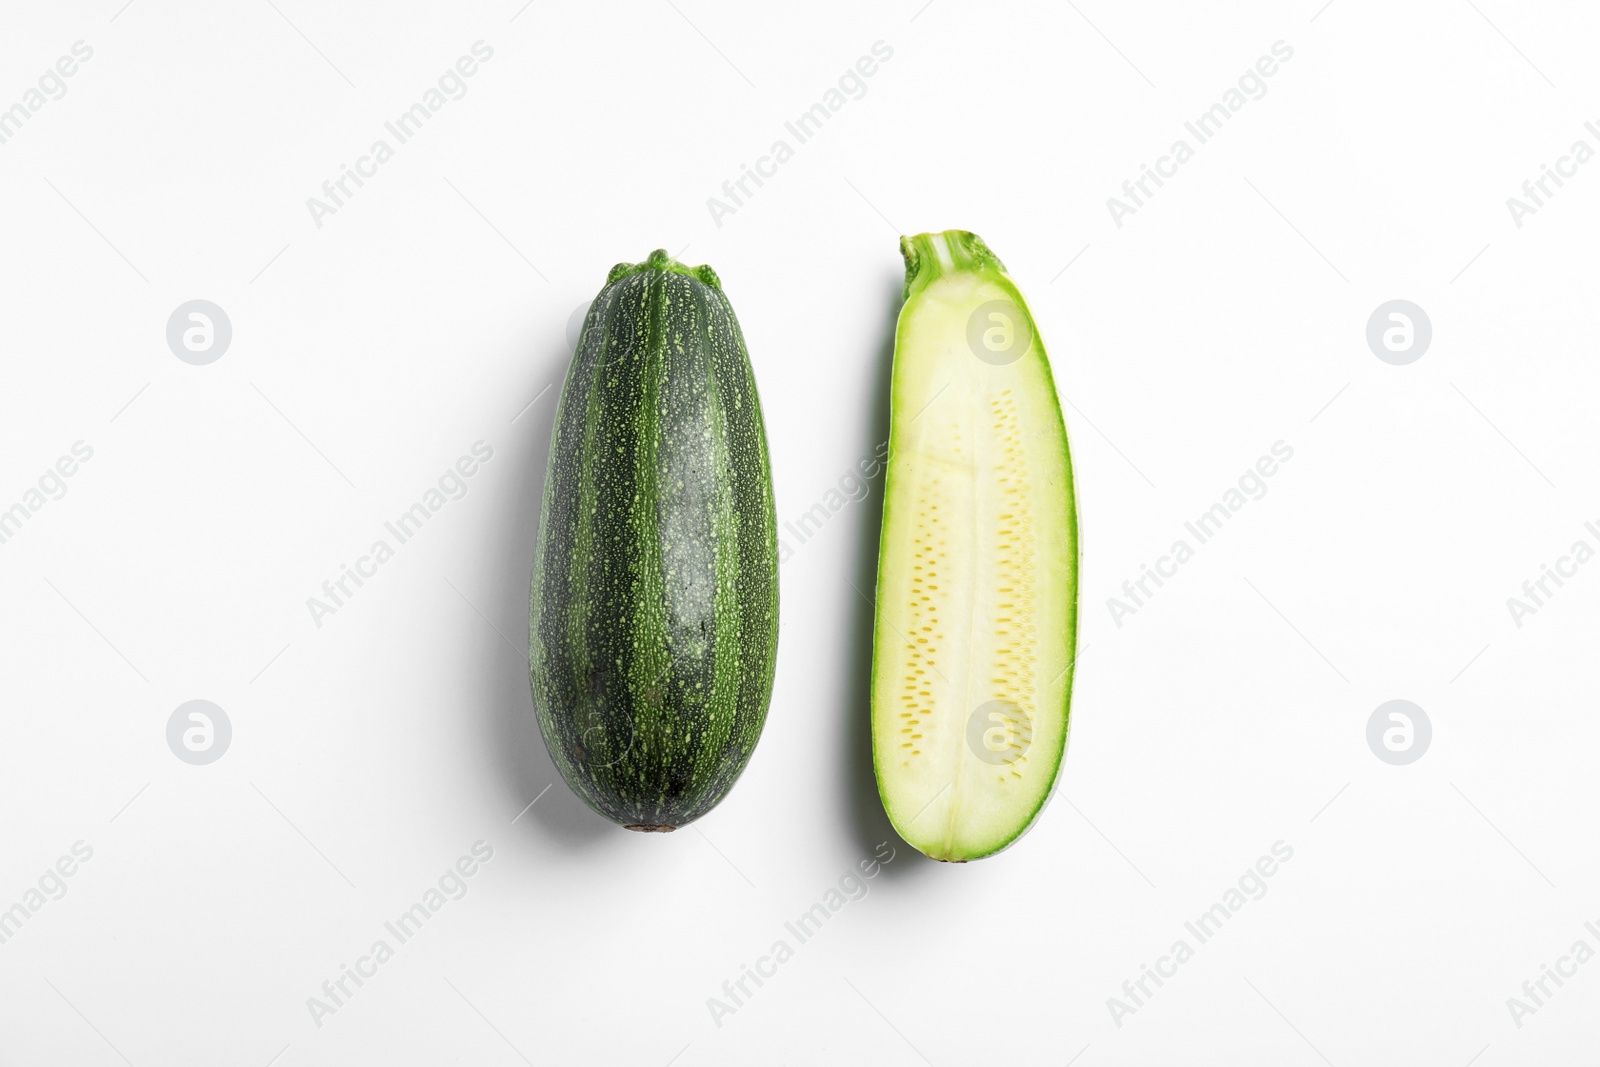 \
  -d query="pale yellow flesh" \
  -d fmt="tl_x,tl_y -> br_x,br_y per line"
873,267 -> 1075,861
